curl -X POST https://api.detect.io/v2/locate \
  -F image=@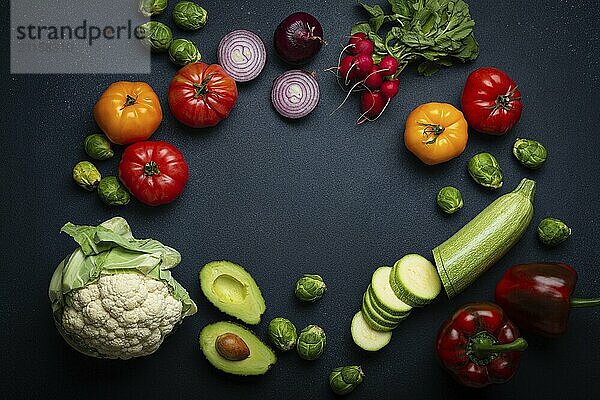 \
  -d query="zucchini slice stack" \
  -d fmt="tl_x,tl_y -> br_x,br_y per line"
351,255 -> 441,351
